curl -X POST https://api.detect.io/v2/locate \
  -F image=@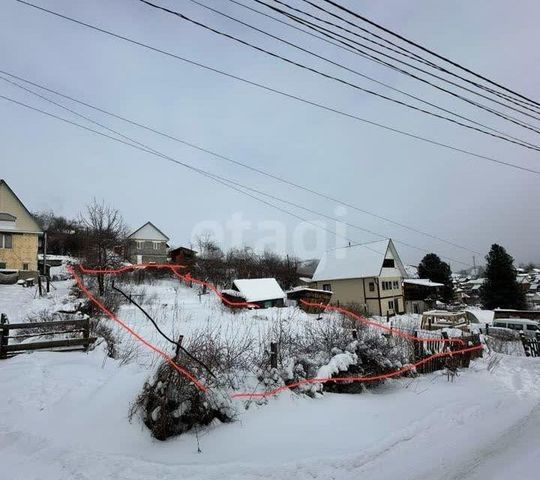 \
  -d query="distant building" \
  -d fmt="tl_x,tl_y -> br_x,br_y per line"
125,221 -> 169,264
0,179 -> 42,280
169,246 -> 197,268
402,278 -> 444,314
310,239 -> 407,316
